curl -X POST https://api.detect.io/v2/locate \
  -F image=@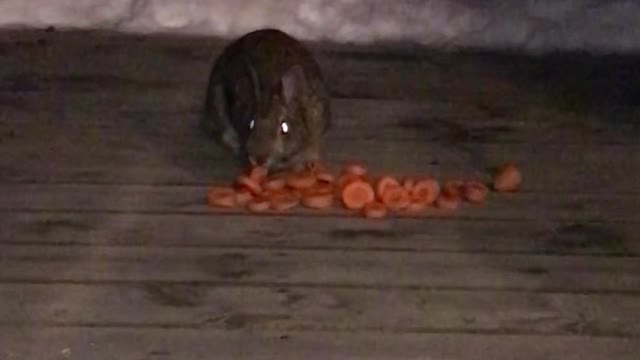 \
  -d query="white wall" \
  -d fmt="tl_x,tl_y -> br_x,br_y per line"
1,0 -> 639,53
